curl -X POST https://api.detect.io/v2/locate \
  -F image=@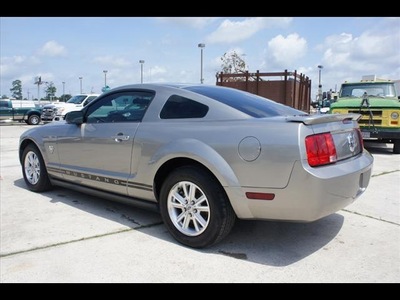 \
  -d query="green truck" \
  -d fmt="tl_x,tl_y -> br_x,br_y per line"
330,75 -> 400,154
0,99 -> 42,125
